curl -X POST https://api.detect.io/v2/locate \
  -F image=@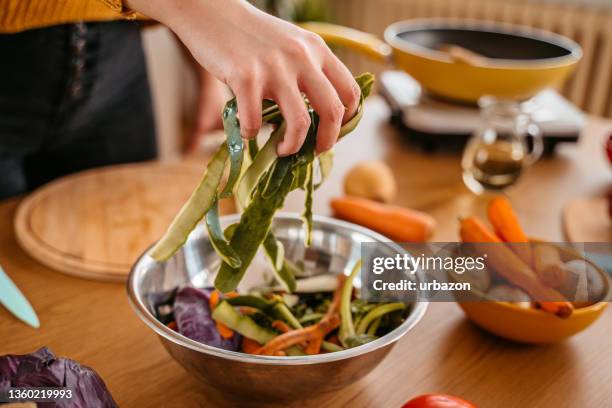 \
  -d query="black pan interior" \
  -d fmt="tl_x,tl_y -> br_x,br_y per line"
396,28 -> 572,60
